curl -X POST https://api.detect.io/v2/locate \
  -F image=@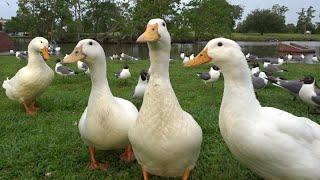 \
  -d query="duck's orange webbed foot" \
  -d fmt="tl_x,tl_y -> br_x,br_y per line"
120,145 -> 135,163
88,146 -> 109,171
